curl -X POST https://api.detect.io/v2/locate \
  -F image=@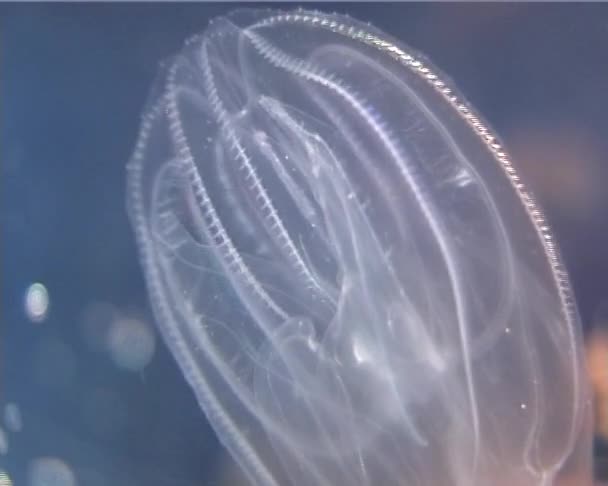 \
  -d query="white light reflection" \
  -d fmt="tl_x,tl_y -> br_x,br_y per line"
0,469 -> 13,486
24,283 -> 49,323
